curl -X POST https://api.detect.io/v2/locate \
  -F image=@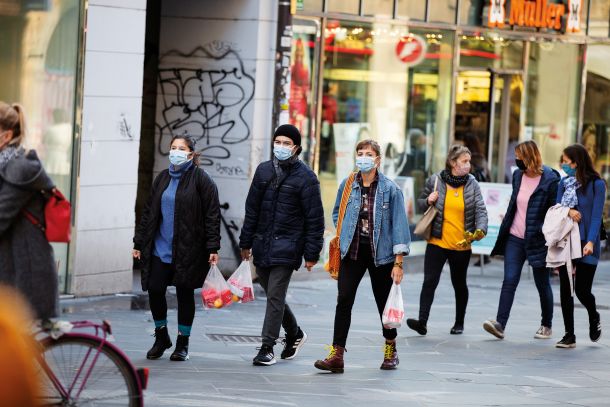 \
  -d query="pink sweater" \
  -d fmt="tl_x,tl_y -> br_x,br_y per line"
509,174 -> 541,239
